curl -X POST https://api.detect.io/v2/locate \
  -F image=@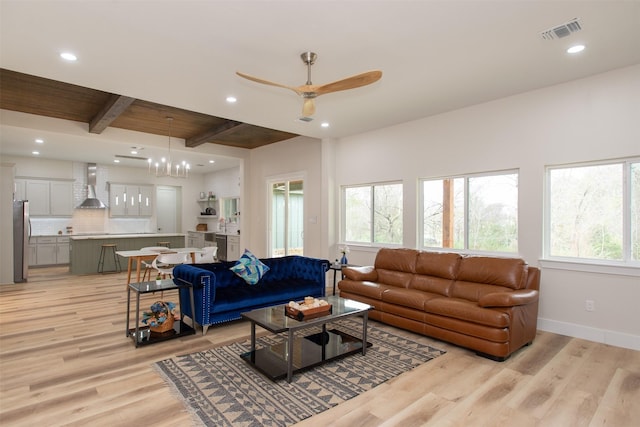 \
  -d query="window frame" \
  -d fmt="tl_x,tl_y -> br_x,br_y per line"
418,169 -> 519,256
542,157 -> 640,275
340,180 -> 404,248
